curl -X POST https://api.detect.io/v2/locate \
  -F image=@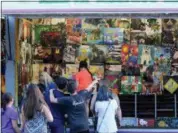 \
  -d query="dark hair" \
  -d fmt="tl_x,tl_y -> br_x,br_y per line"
67,80 -> 77,94
54,76 -> 68,90
1,93 -> 13,113
79,60 -> 88,70
79,60 -> 93,78
96,85 -> 113,101
23,83 -> 45,120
